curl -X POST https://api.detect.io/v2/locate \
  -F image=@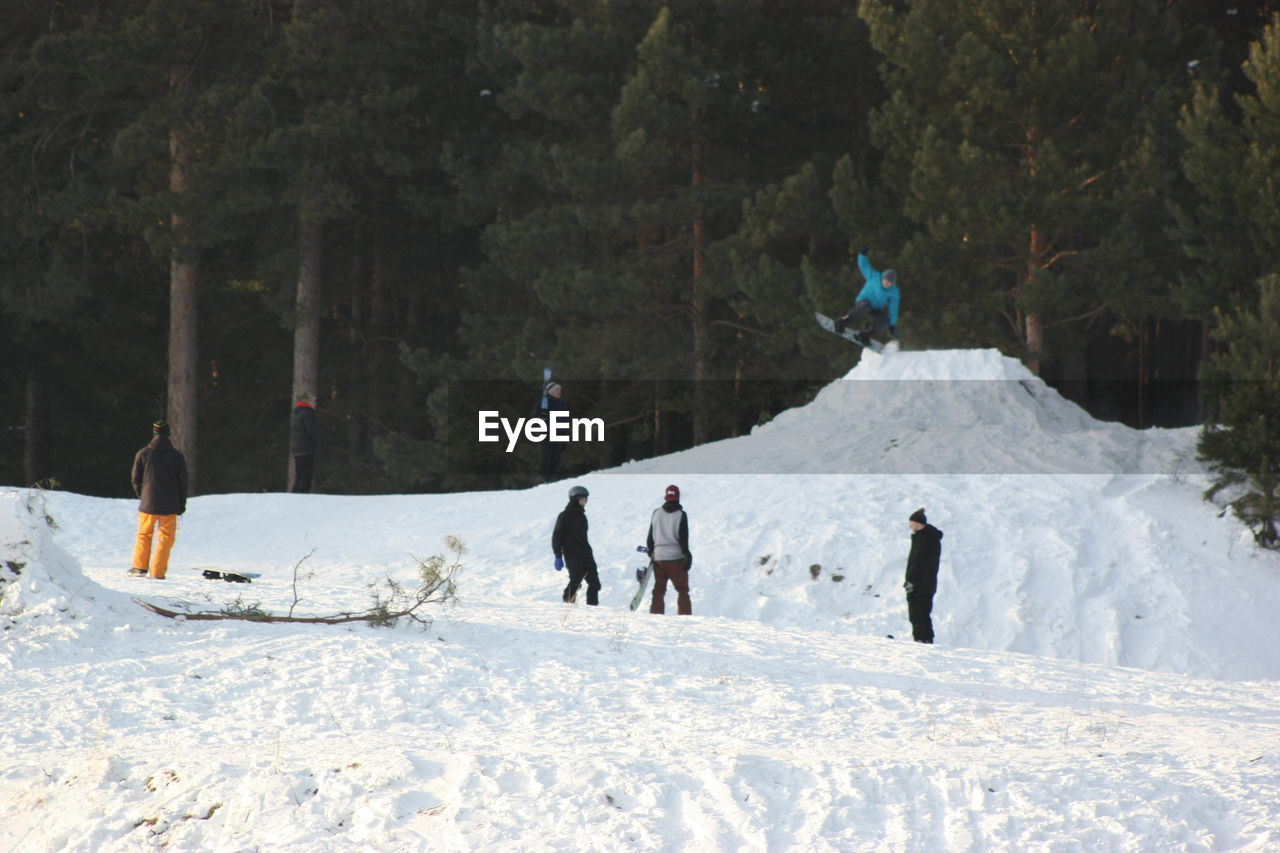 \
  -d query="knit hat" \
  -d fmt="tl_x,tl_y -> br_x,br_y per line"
152,419 -> 170,436
545,381 -> 562,395
909,507 -> 926,524
665,484 -> 680,503
882,269 -> 898,287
